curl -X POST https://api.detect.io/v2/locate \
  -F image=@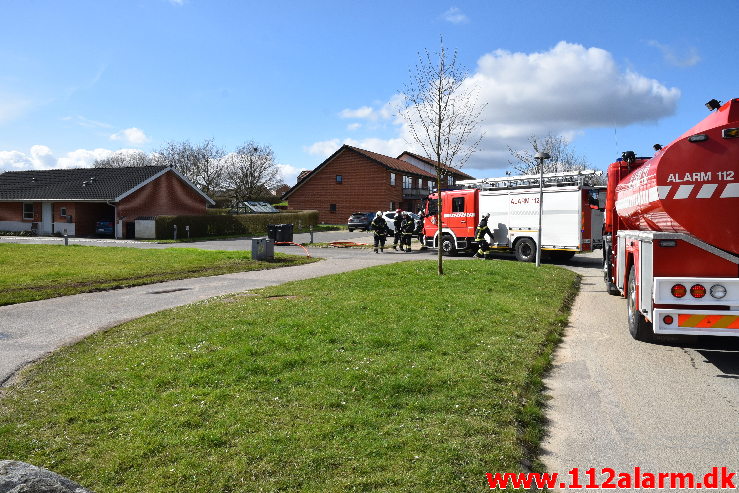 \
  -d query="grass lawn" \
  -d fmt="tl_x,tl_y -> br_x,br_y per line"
0,260 -> 578,492
0,244 -> 315,306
